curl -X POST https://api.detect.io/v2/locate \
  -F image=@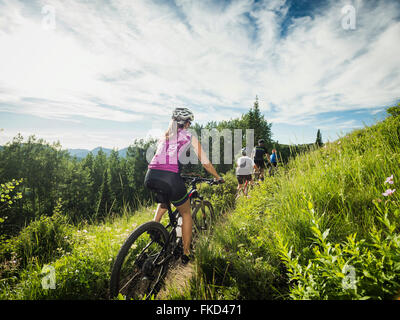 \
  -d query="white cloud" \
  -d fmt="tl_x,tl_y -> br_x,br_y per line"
259,0 -> 400,124
0,0 -> 399,147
